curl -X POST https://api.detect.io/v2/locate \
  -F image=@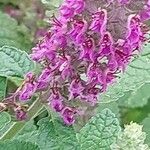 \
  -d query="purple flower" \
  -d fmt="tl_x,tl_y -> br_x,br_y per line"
31,43 -> 47,62
61,107 -> 75,125
139,1 -> 150,21
60,0 -> 84,20
89,9 -> 107,34
11,0 -> 150,124
99,32 -> 114,57
127,15 -> 143,45
69,19 -> 87,42
59,56 -> 74,80
37,68 -> 52,90
49,92 -> 64,112
69,78 -> 84,100
81,86 -> 100,105
87,63 -> 115,91
66,0 -> 85,13
31,33 -> 57,62
140,9 -> 150,21
108,55 -> 118,72
19,82 -> 37,101
118,0 -> 130,4
60,5 -> 75,20
25,72 -> 34,81
80,36 -> 95,62
52,34 -> 67,49
73,0 -> 85,13
15,107 -> 27,121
